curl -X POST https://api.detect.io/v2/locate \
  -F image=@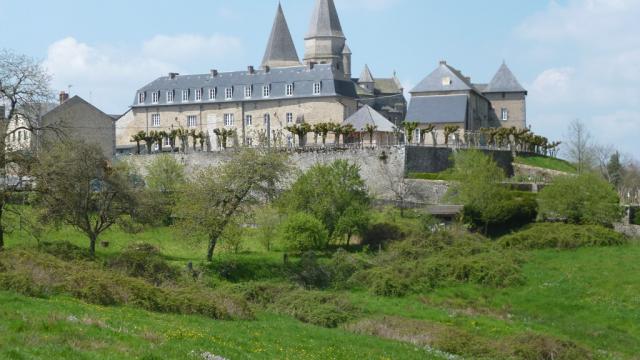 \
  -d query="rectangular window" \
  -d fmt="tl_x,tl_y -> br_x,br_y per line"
501,108 -> 509,121
313,82 -> 321,95
224,113 -> 235,127
262,84 -> 271,98
167,90 -> 174,103
138,92 -> 146,104
285,84 -> 294,96
245,115 -> 253,126
225,87 -> 233,100
244,85 -> 253,98
187,115 -> 198,128
195,89 -> 202,101
246,137 -> 253,146
209,88 -> 217,100
152,114 -> 160,127
152,91 -> 159,104
286,113 -> 294,124
182,90 -> 189,102
163,137 -> 170,146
